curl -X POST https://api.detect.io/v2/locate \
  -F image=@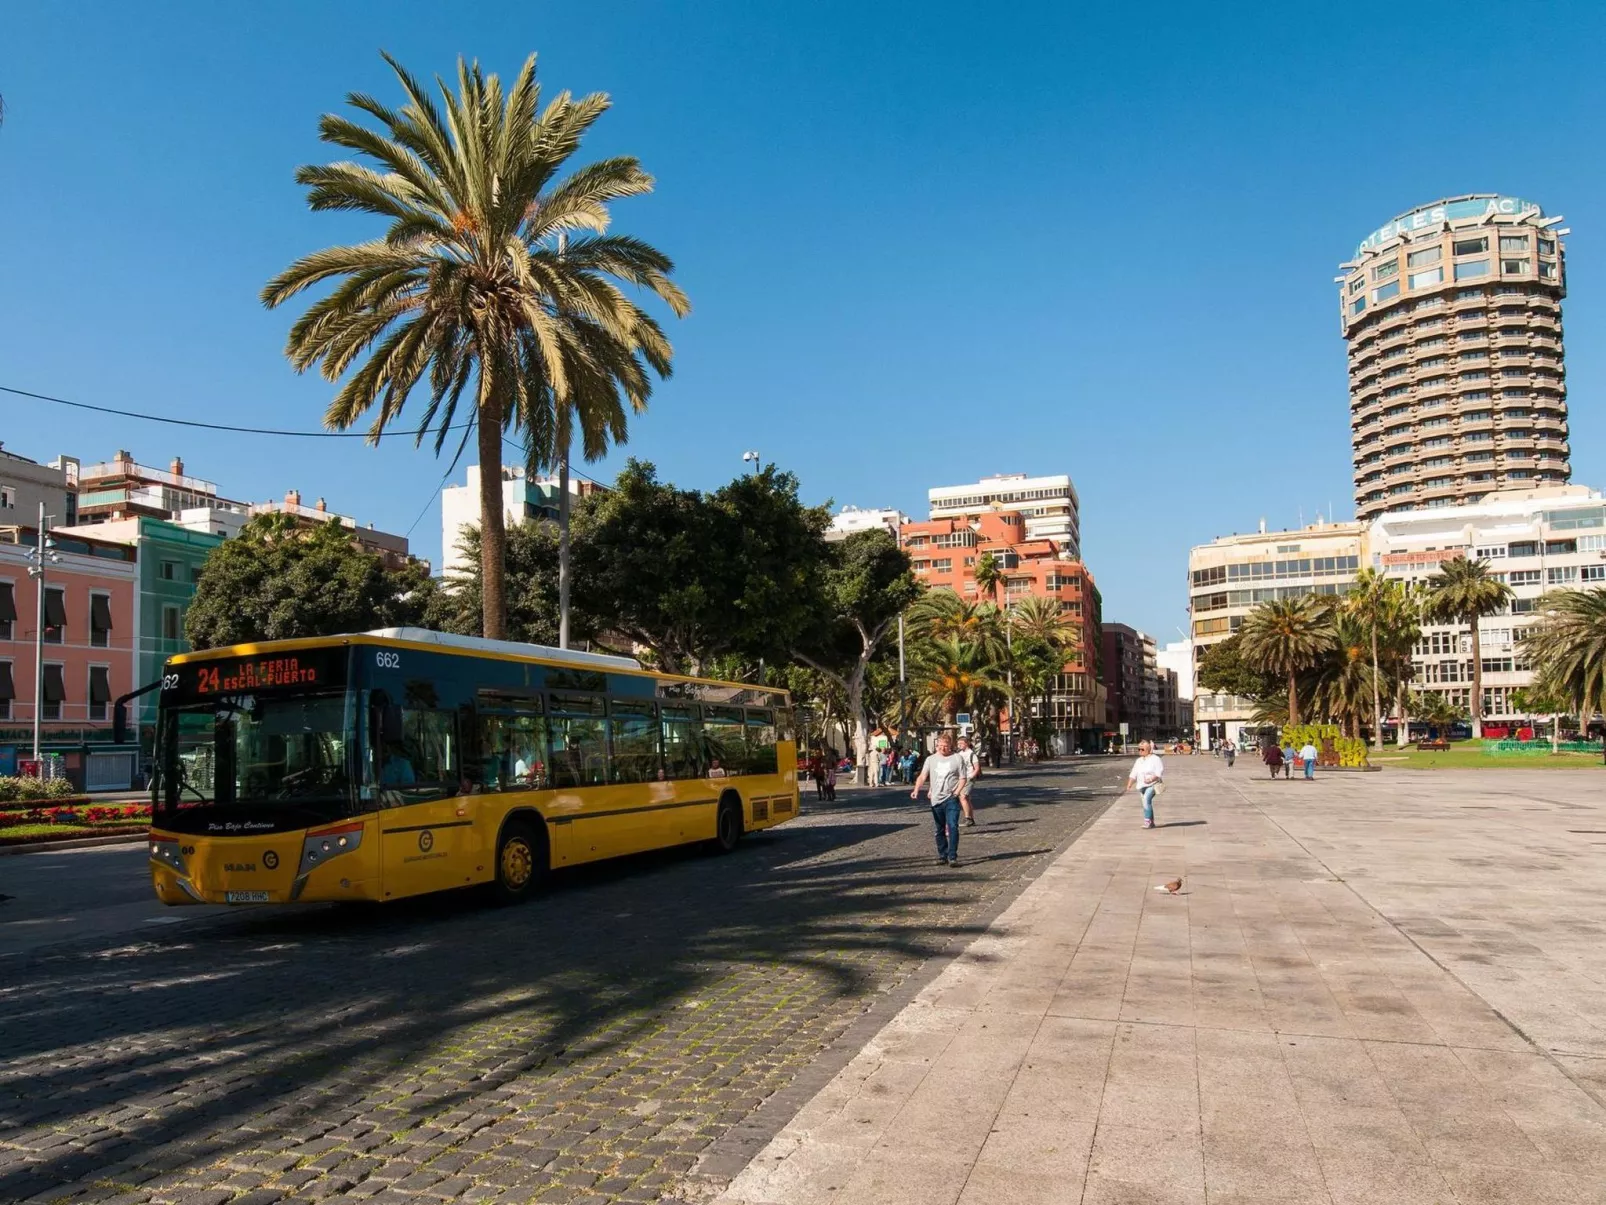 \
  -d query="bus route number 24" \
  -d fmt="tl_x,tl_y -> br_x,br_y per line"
375,650 -> 402,670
